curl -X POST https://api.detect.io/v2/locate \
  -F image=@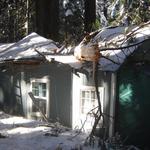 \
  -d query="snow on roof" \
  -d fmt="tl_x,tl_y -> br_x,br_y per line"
90,23 -> 150,71
0,32 -> 58,62
72,23 -> 150,72
0,23 -> 149,72
0,33 -> 82,69
0,43 -> 14,52
46,55 -> 82,69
